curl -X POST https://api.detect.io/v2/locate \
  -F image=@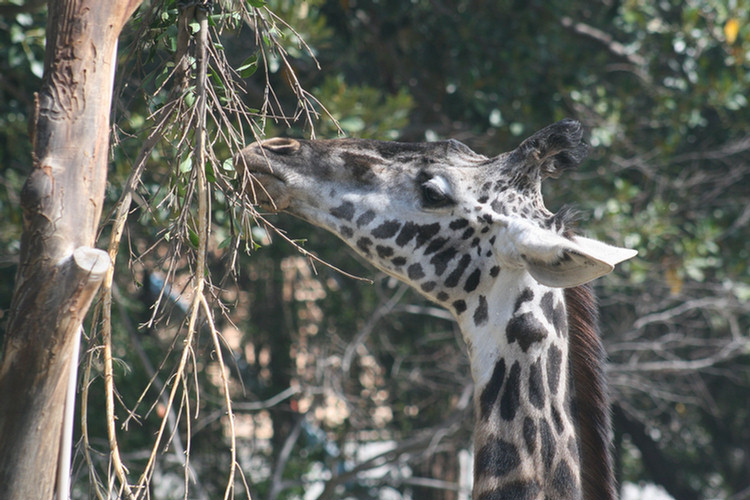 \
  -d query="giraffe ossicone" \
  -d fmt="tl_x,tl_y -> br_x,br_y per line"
236,119 -> 636,500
